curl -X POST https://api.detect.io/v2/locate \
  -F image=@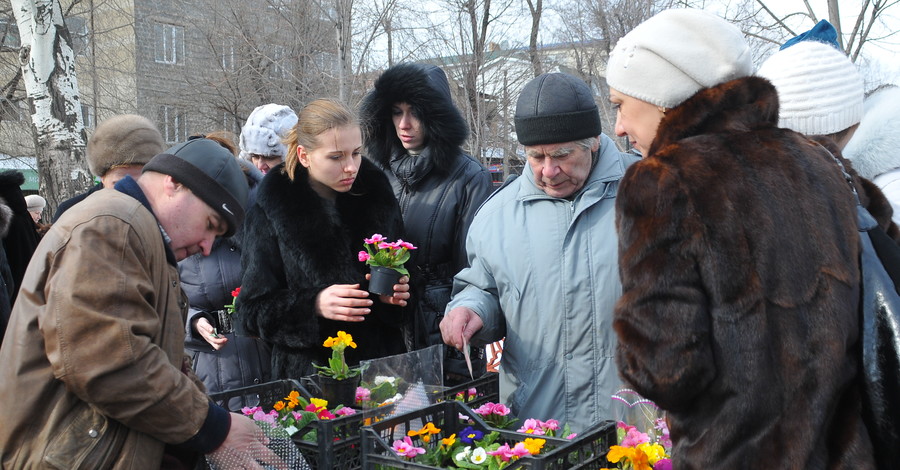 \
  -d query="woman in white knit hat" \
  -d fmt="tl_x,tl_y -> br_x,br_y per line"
239,103 -> 298,175
608,8 -> 875,468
